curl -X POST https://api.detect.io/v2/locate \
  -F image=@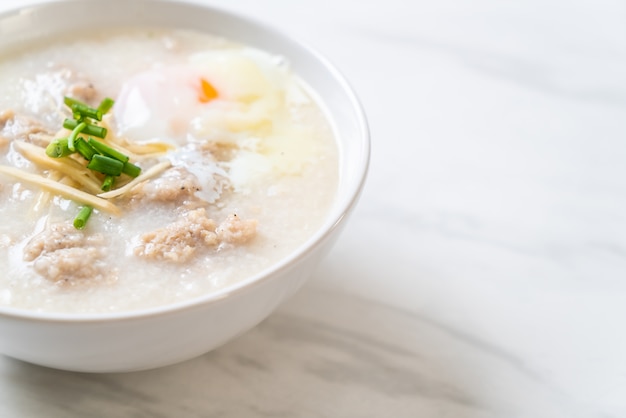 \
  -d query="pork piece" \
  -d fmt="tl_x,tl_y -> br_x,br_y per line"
23,222 -> 107,283
216,214 -> 257,244
131,162 -> 230,205
135,208 -> 218,263
17,68 -> 100,127
131,167 -> 201,203
135,208 -> 258,263
32,247 -> 104,284
67,80 -> 97,104
36,67 -> 98,104
0,109 -> 14,125
0,112 -> 53,147
199,139 -> 237,162
0,112 -> 11,146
